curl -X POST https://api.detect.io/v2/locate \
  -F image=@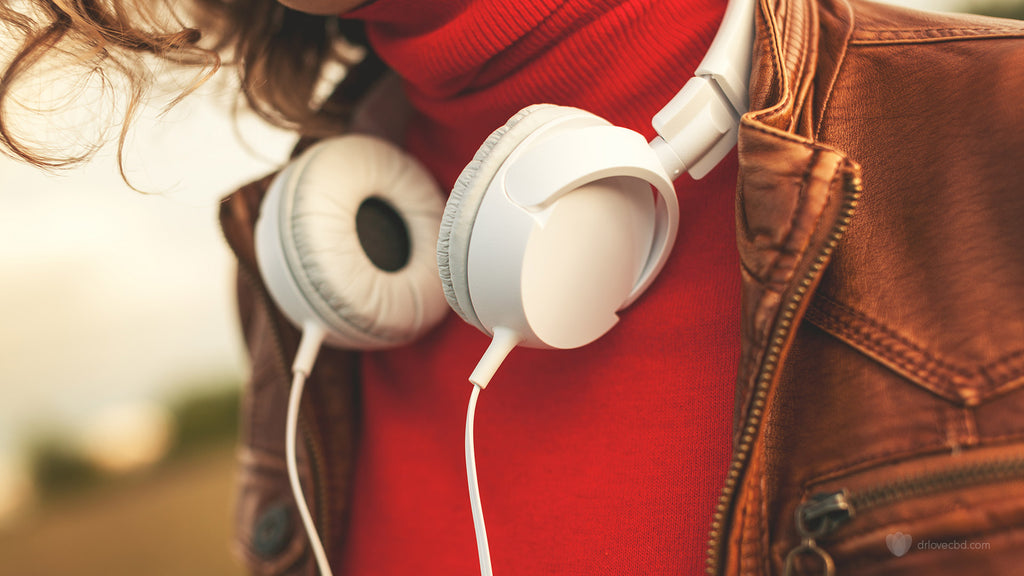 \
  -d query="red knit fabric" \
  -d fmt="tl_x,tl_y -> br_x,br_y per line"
342,1 -> 738,574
